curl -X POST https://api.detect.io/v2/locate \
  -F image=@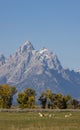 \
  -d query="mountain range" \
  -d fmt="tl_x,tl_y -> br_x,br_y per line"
0,41 -> 80,102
